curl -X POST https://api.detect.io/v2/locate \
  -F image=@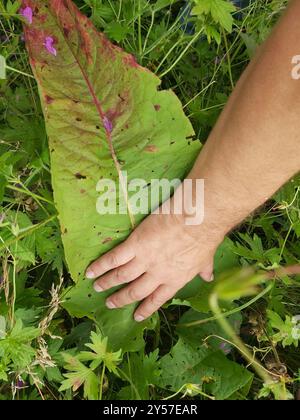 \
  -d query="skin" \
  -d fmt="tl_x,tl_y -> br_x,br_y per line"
86,0 -> 300,322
